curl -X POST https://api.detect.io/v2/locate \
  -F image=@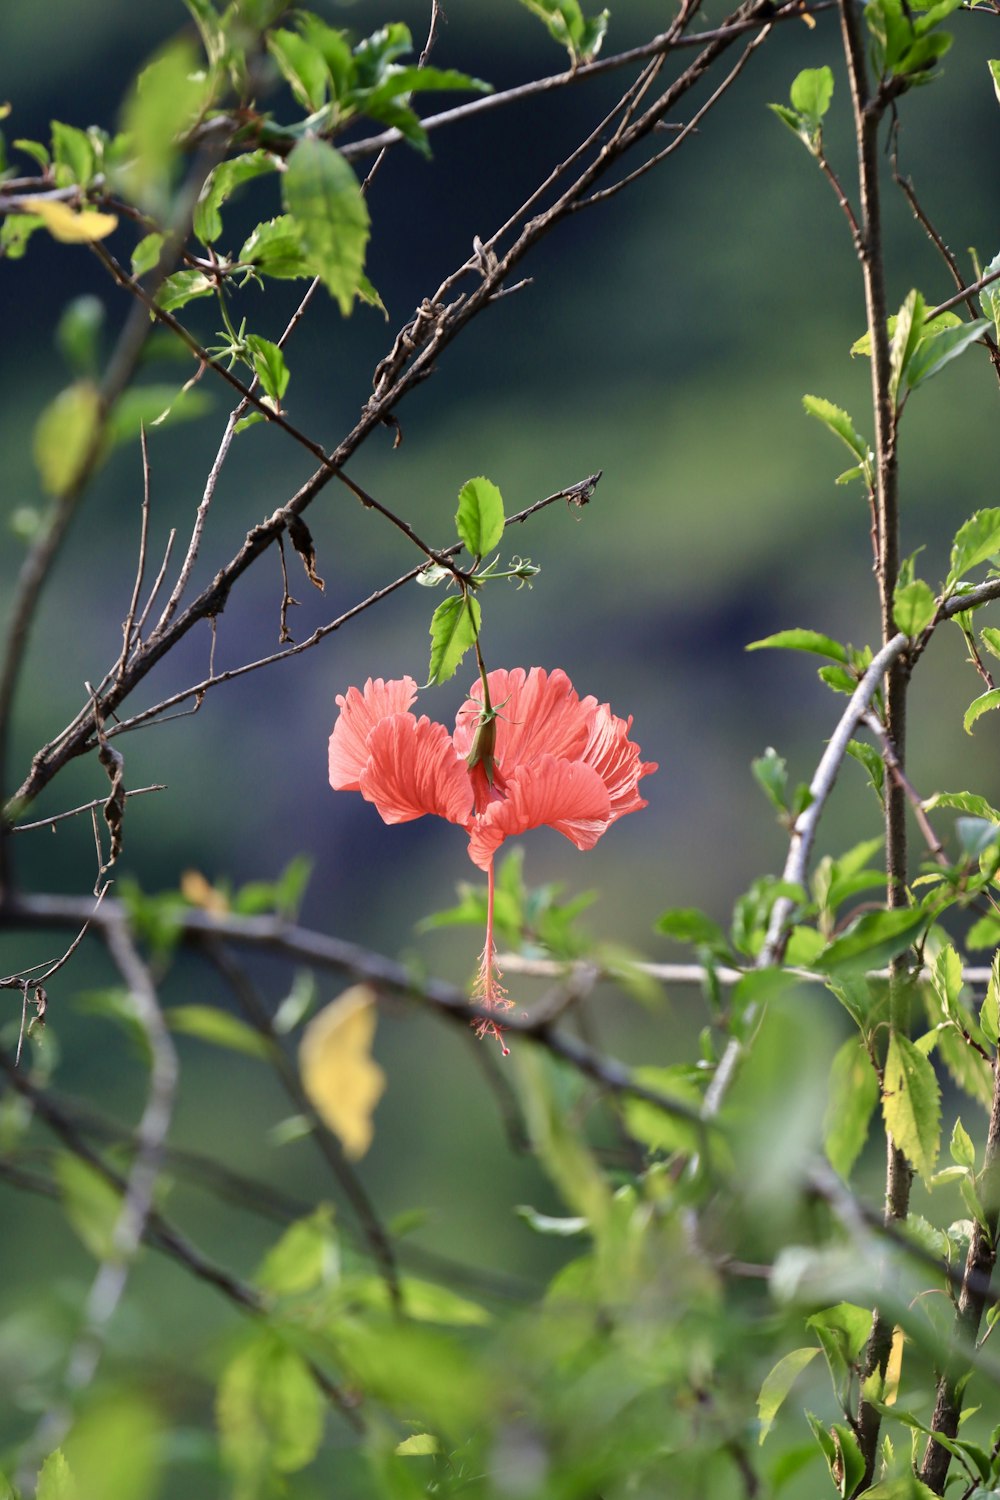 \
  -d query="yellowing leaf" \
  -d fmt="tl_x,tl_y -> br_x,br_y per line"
299,986 -> 385,1159
31,199 -> 118,243
33,380 -> 101,496
883,1324 -> 905,1405
181,868 -> 229,914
